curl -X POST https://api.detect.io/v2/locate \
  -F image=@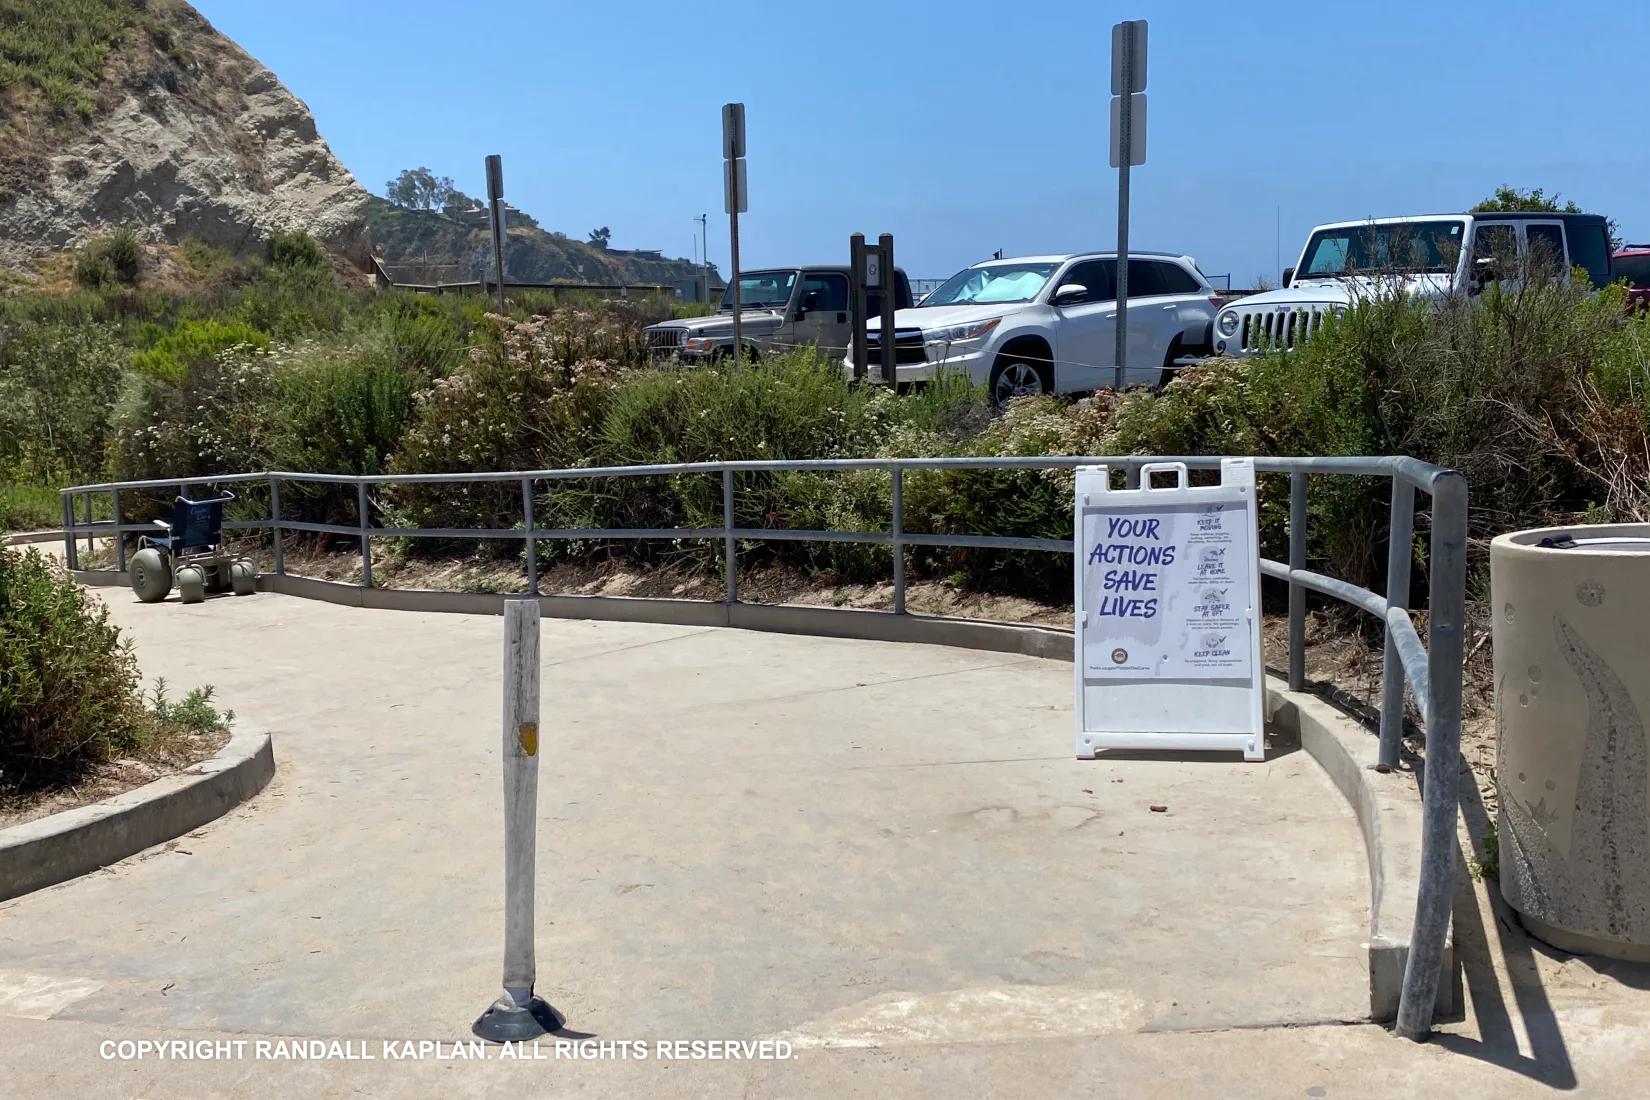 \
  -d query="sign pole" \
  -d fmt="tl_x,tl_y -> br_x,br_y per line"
1110,20 -> 1147,392
722,103 -> 747,372
485,155 -> 507,317
849,234 -> 868,382
473,598 -> 560,1041
729,163 -> 742,371
878,234 -> 897,386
